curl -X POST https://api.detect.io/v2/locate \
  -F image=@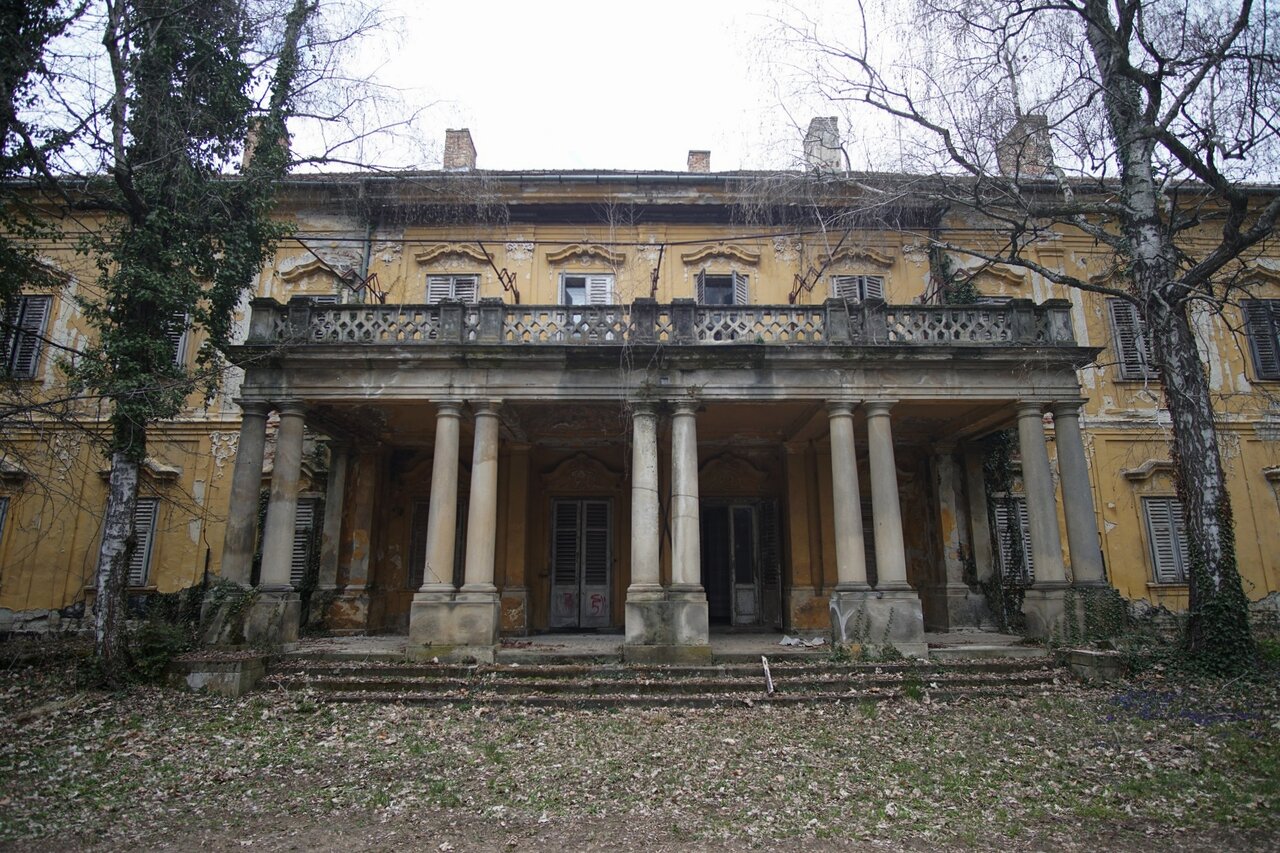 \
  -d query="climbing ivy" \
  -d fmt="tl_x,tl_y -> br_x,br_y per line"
930,245 -> 981,304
